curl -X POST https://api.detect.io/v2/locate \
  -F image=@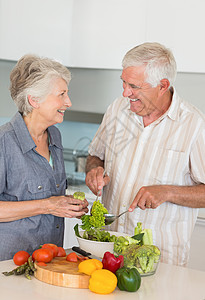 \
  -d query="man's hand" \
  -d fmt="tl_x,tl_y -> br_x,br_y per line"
129,183 -> 205,211
129,185 -> 169,211
85,166 -> 110,195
